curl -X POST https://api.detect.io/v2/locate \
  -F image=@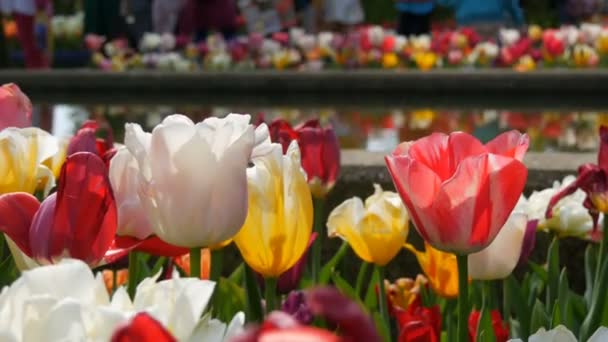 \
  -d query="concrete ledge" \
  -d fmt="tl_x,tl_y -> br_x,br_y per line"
2,69 -> 608,109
